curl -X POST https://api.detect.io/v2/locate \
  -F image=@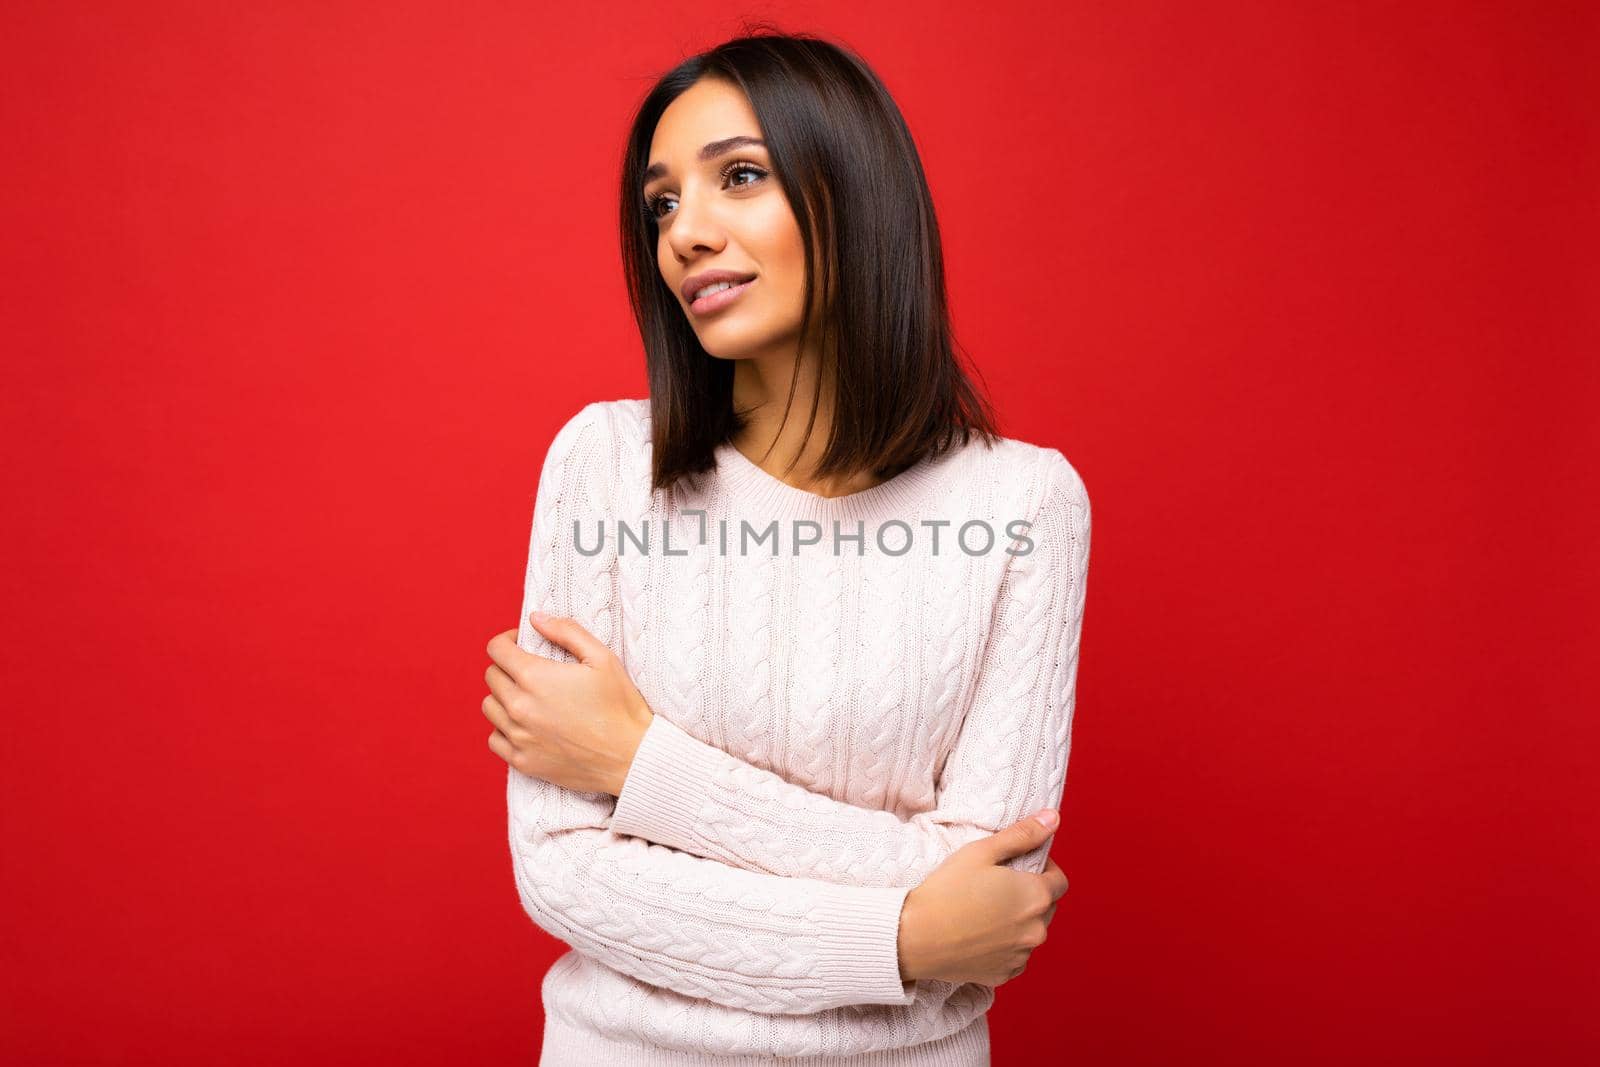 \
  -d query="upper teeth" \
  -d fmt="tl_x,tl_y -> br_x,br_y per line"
694,280 -> 745,301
